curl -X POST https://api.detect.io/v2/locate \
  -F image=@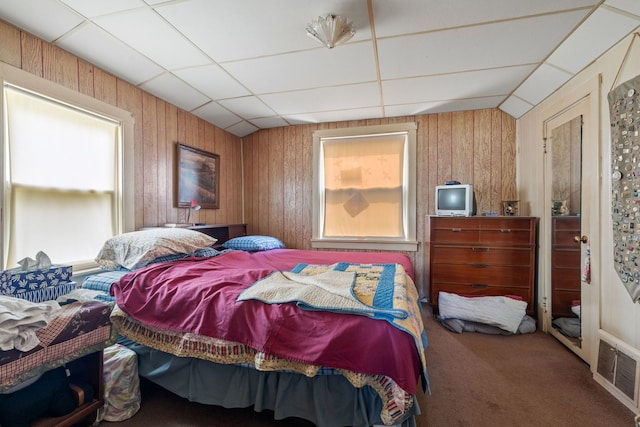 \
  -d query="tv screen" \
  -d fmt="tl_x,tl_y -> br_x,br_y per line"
435,184 -> 474,216
438,187 -> 466,210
